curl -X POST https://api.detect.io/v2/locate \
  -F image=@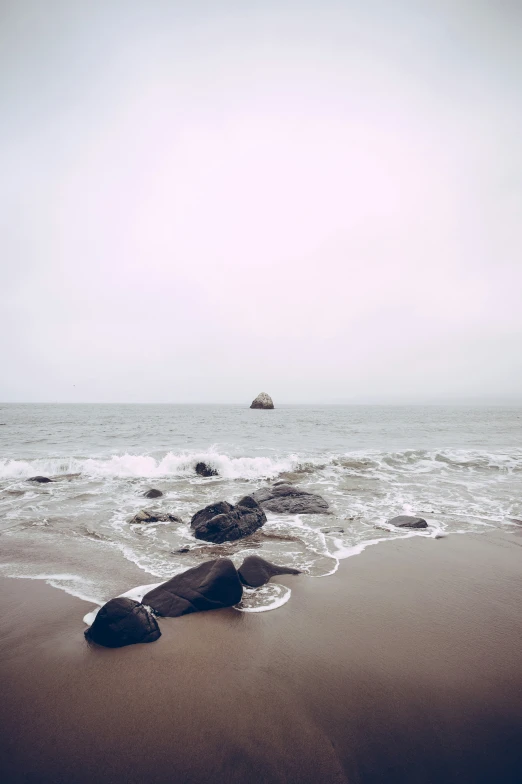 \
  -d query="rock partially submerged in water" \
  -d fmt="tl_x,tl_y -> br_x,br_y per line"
191,495 -> 266,543
195,462 -> 218,477
28,476 -> 52,483
320,526 -> 344,534
250,392 -> 274,409
85,597 -> 161,648
144,488 -> 163,499
388,515 -> 428,529
130,509 -> 182,525
252,484 -> 329,514
238,555 -> 301,588
143,558 -> 243,617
